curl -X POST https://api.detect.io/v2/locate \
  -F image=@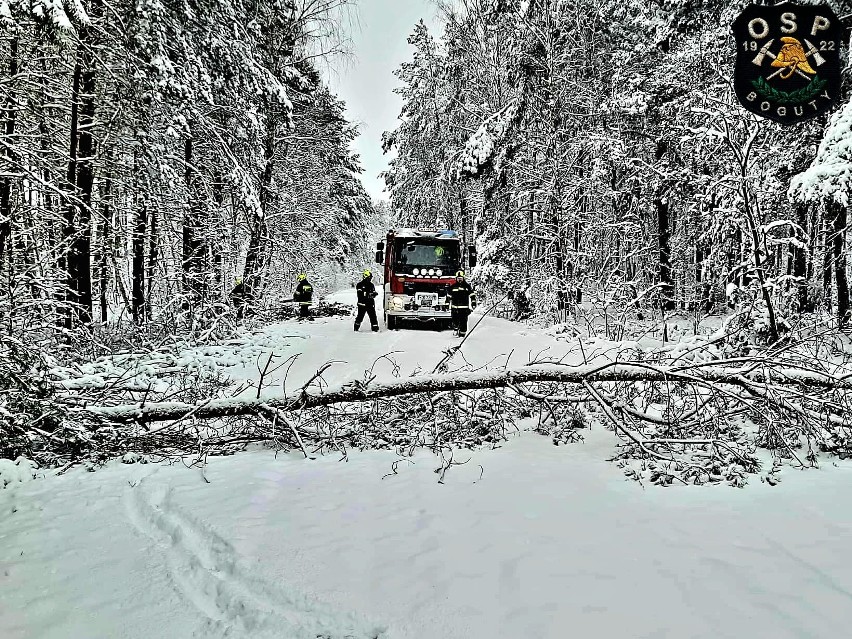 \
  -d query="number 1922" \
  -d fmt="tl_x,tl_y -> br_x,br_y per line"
742,40 -> 834,51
